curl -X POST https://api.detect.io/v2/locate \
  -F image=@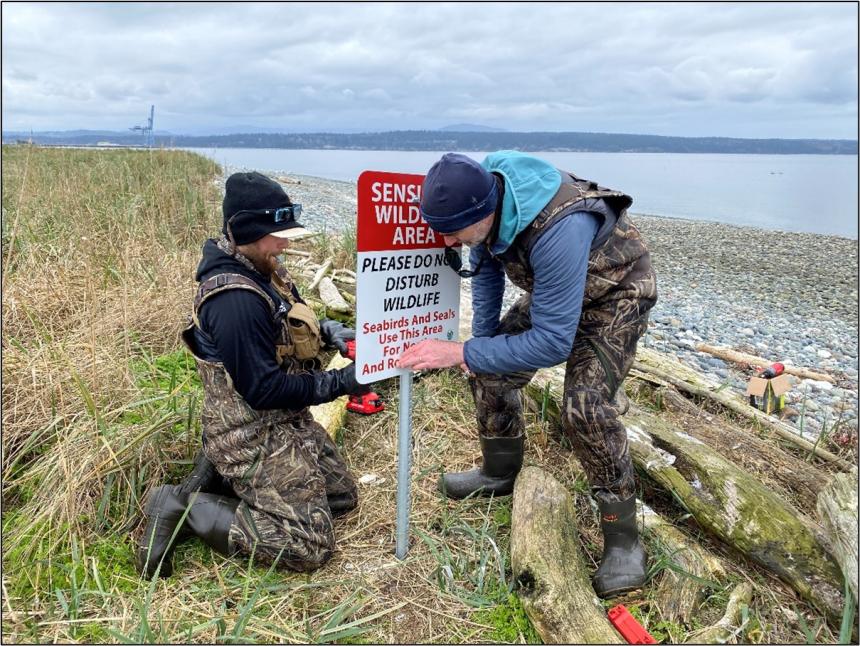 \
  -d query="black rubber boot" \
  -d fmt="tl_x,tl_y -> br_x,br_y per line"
593,495 -> 647,598
176,450 -> 235,498
136,485 -> 239,579
439,434 -> 524,499
327,491 -> 358,517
